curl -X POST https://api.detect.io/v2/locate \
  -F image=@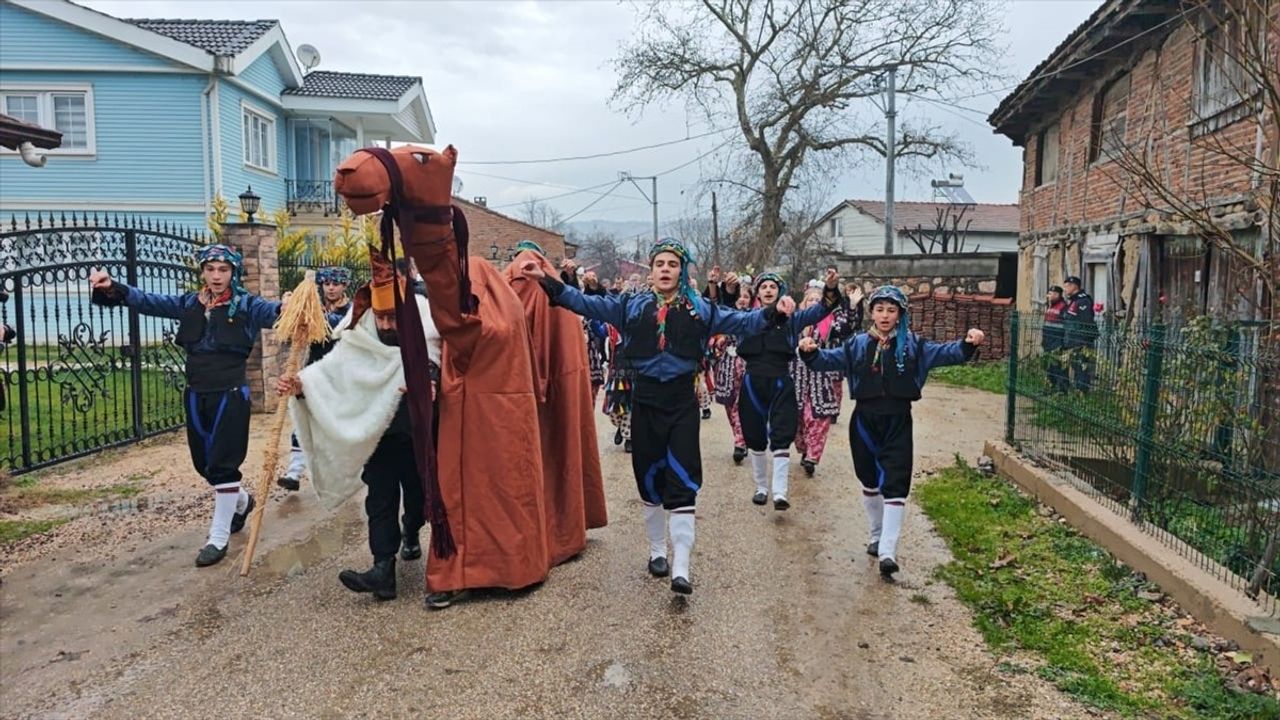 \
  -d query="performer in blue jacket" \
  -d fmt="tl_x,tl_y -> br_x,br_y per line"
798,286 -> 985,579
89,244 -> 286,567
519,238 -> 798,597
